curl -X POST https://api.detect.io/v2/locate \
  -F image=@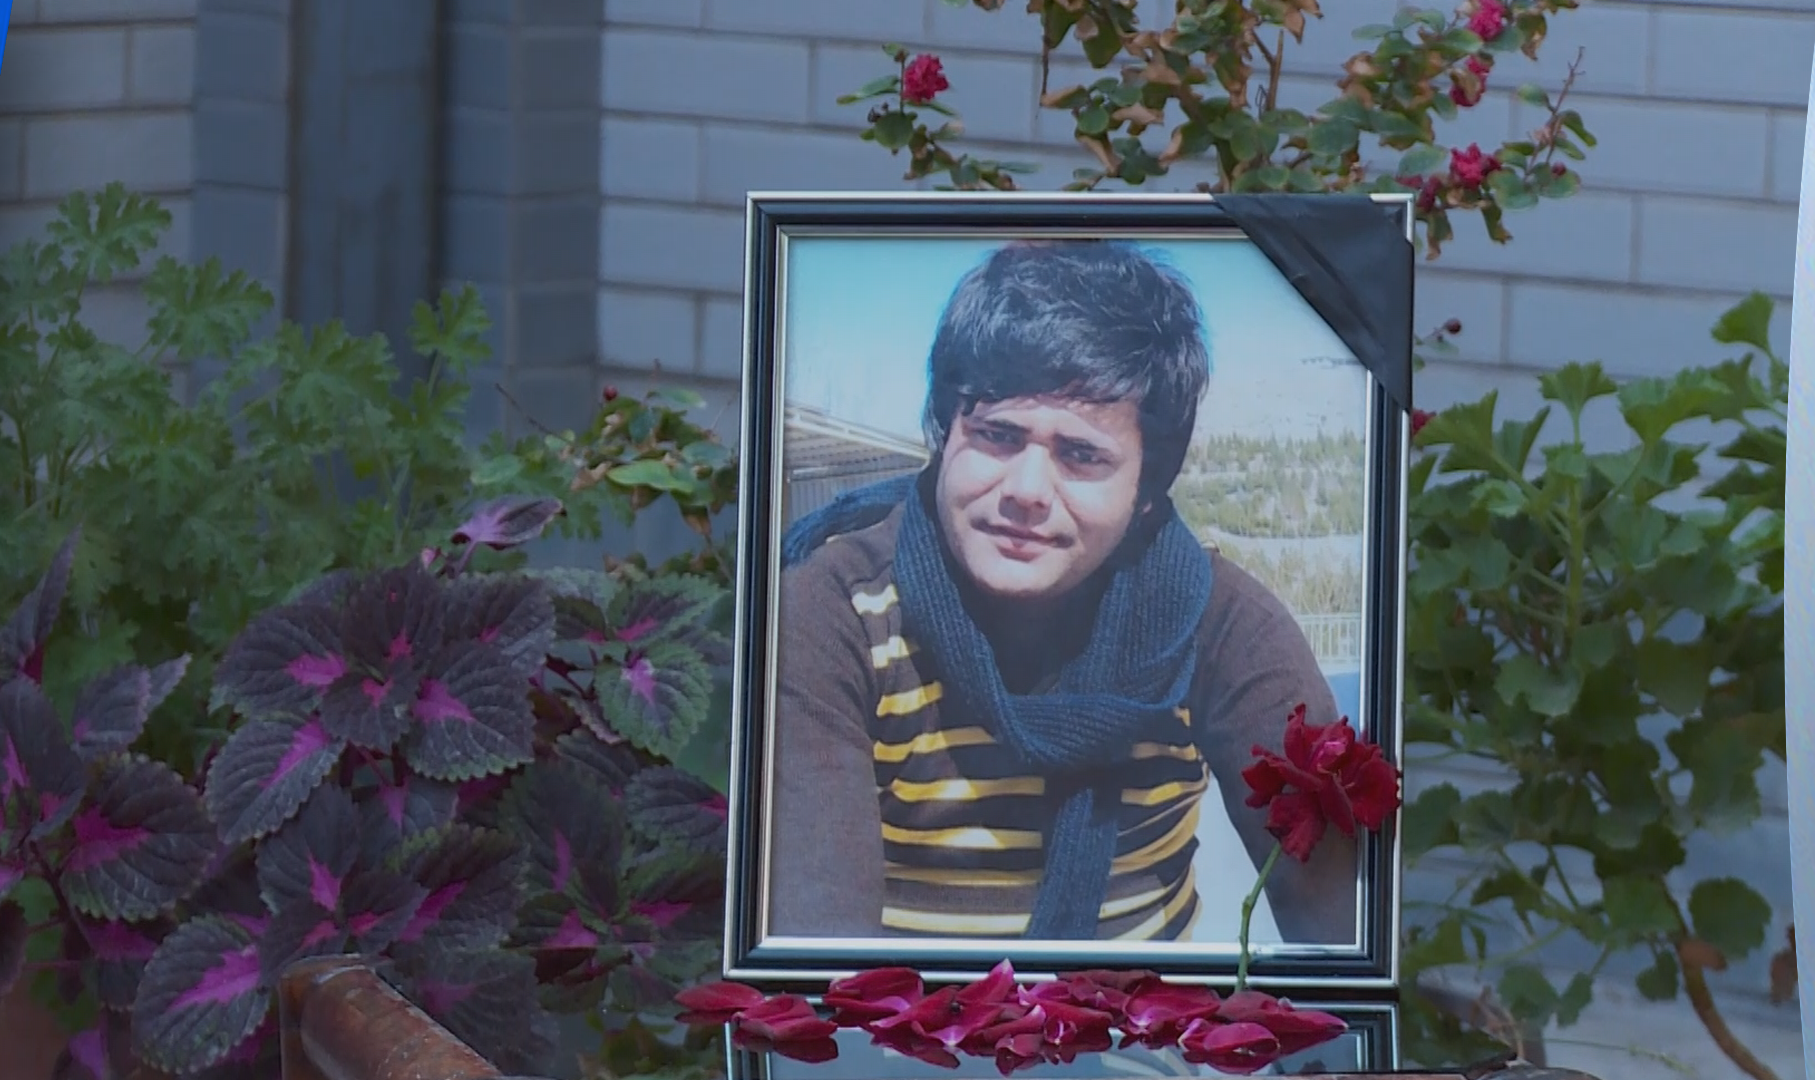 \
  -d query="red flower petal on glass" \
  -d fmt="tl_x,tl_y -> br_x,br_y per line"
1121,982 -> 1221,1038
673,980 -> 766,1022
735,995 -> 838,1042
921,999 -> 1011,1049
1180,1019 -> 1281,1075
731,1031 -> 841,1064
966,1004 -> 1046,1055
871,1027 -> 962,1068
868,985 -> 954,1031
957,959 -> 1018,1005
825,966 -> 925,1023
1217,991 -> 1350,1054
1032,999 -> 1114,1046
